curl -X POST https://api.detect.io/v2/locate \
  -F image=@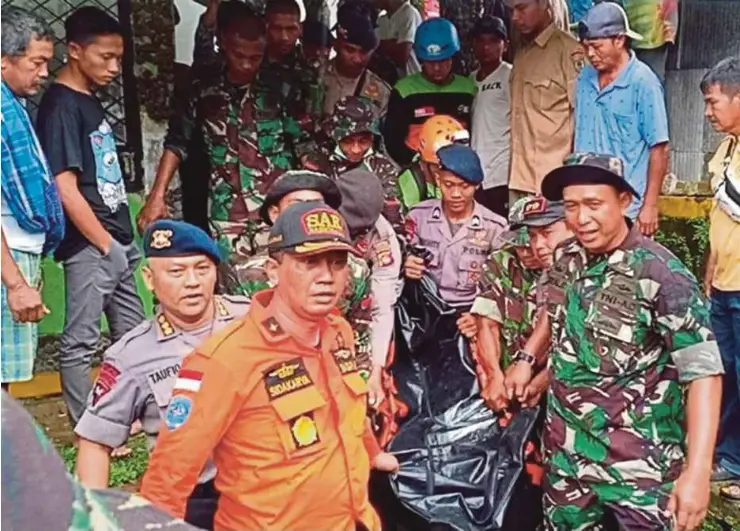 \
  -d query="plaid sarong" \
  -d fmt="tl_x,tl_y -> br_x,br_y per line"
1,249 -> 42,383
